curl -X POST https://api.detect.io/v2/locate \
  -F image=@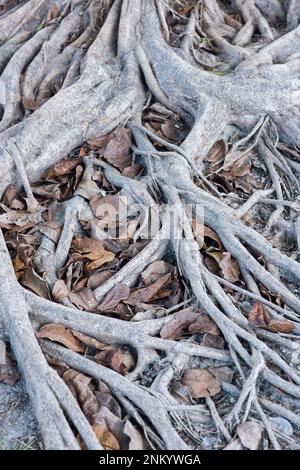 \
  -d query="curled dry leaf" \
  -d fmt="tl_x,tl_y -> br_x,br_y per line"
37,324 -> 85,353
71,331 -> 107,351
39,221 -> 62,243
72,237 -> 115,271
248,302 -> 294,333
46,158 -> 80,177
0,207 -> 44,229
125,273 -> 173,306
141,260 -> 174,284
219,252 -> 240,283
103,128 -> 132,171
201,333 -> 224,349
181,369 -> 221,398
87,270 -> 114,289
221,153 -> 252,179
52,279 -> 69,301
237,421 -> 263,450
69,288 -> 98,311
62,369 -> 98,423
122,163 -> 143,178
20,267 -> 49,299
98,283 -> 130,311
95,346 -> 135,375
0,340 -> 20,385
207,139 -> 228,163
192,220 -> 222,250
91,424 -> 120,450
160,308 -> 219,340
